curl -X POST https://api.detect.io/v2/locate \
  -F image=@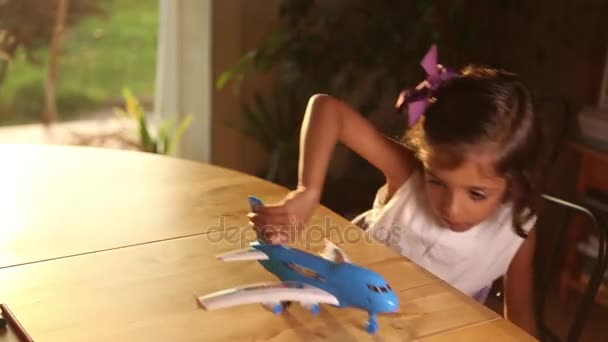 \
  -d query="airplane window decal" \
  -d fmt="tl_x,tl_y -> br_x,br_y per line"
367,284 -> 385,293
366,284 -> 395,293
